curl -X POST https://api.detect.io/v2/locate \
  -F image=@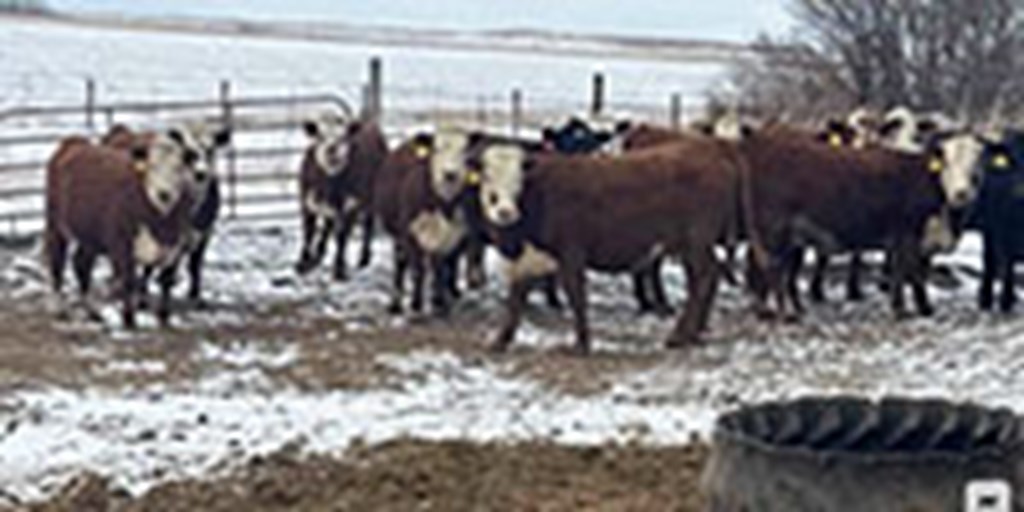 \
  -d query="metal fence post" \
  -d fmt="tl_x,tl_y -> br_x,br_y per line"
220,79 -> 238,219
84,78 -> 95,133
590,72 -> 605,118
670,93 -> 683,130
510,88 -> 522,137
